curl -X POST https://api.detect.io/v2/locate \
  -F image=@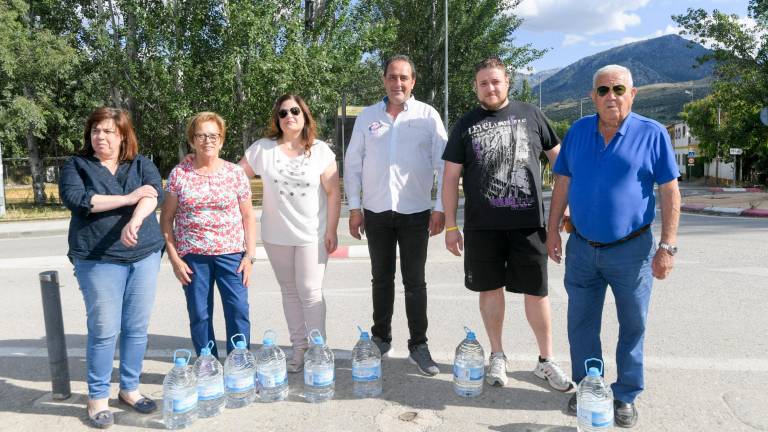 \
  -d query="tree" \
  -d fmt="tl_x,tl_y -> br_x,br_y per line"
674,1 -> 768,183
